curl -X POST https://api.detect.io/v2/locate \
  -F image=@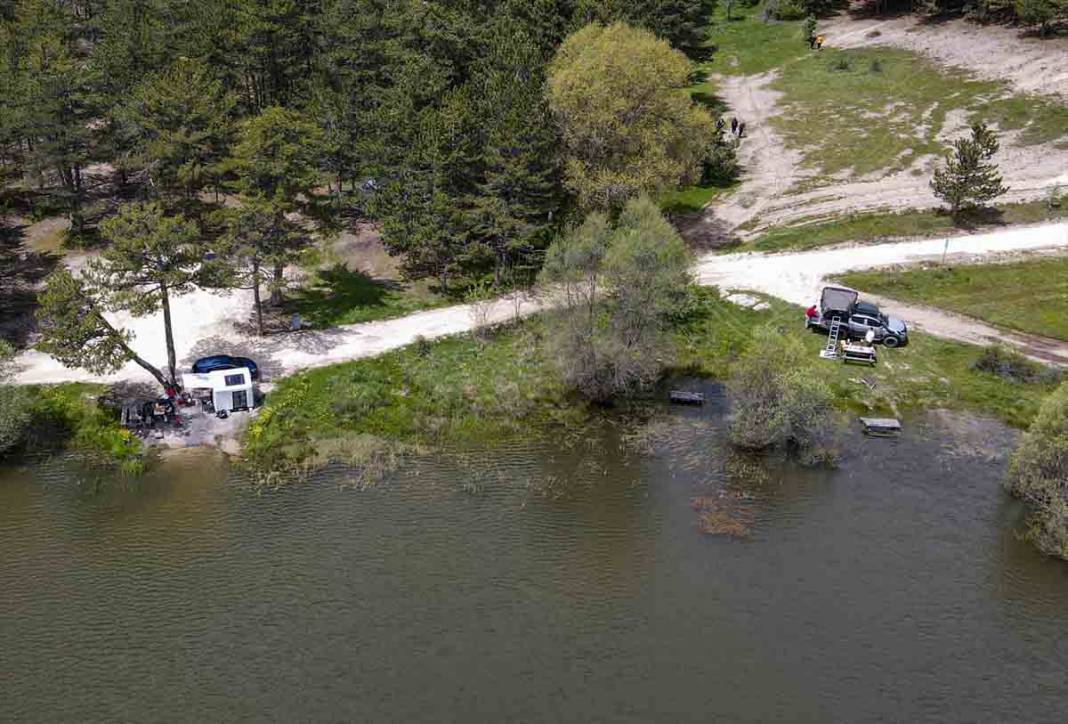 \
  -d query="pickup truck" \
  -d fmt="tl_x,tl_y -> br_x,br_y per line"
805,286 -> 909,348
